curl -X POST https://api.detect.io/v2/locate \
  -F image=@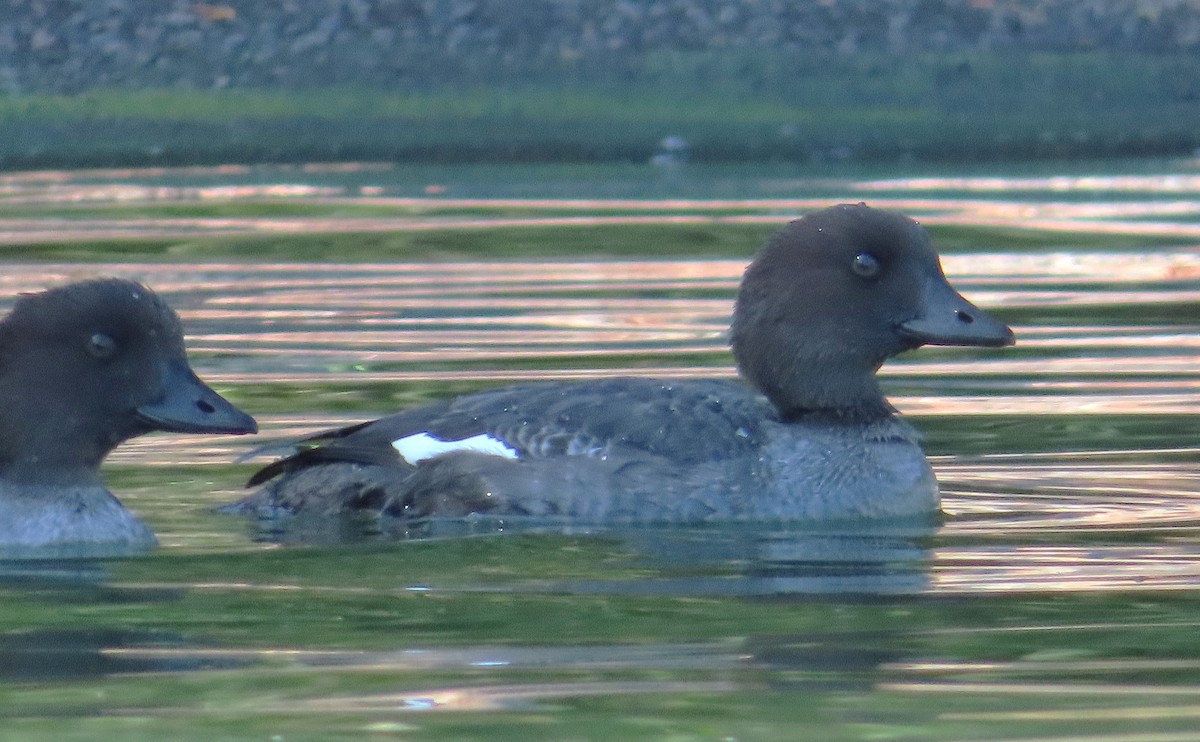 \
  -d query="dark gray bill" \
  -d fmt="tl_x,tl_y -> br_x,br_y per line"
136,360 -> 258,434
897,275 -> 1015,348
